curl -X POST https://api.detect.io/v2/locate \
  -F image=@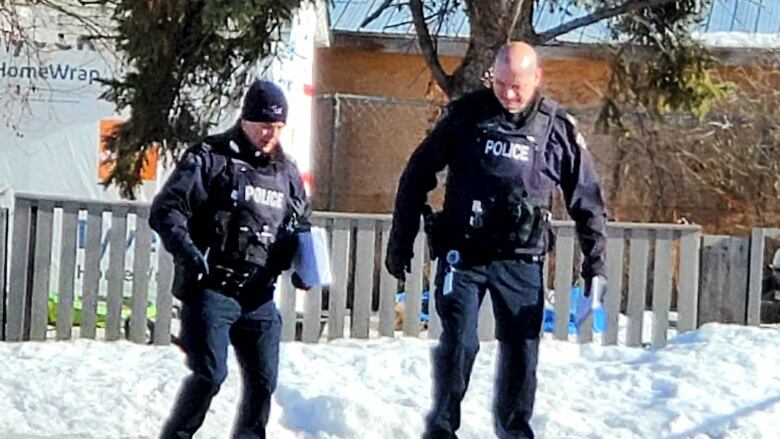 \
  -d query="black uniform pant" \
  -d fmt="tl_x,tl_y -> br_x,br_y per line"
424,258 -> 544,439
160,288 -> 281,439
